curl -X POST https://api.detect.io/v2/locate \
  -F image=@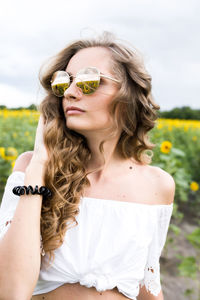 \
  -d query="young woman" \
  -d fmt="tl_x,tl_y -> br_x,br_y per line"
0,32 -> 175,300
